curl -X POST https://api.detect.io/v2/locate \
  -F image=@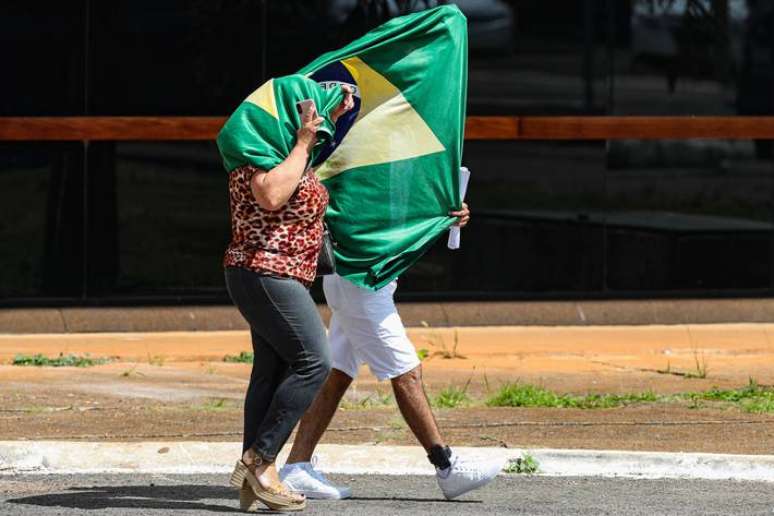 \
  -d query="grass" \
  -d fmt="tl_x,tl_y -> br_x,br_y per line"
436,329 -> 466,360
371,416 -> 408,445
433,385 -> 472,409
690,350 -> 709,379
198,398 -> 233,411
387,416 -> 408,431
504,453 -> 540,475
418,322 -> 466,360
486,383 -> 568,408
12,353 -> 110,367
483,371 -> 492,395
484,380 -> 774,414
655,352 -> 708,379
433,378 -> 473,408
340,390 -> 394,410
223,351 -> 254,363
485,383 -> 658,409
680,378 -> 774,413
575,392 -> 660,409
